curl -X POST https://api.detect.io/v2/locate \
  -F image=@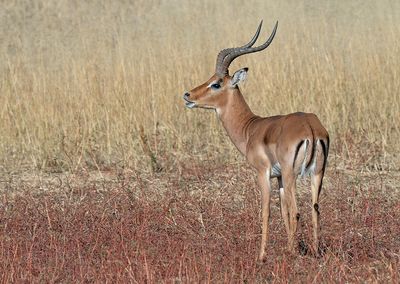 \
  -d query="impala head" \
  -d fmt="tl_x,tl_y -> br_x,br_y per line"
183,20 -> 278,110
